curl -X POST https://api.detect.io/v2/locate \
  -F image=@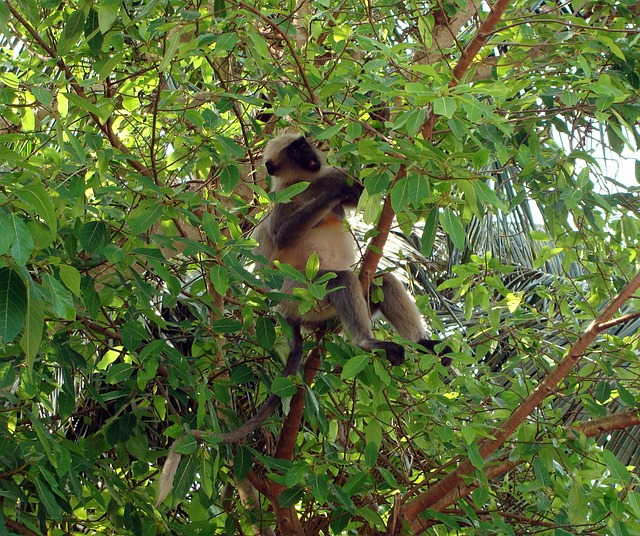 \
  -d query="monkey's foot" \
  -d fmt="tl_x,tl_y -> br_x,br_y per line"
417,339 -> 453,367
371,341 -> 405,366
